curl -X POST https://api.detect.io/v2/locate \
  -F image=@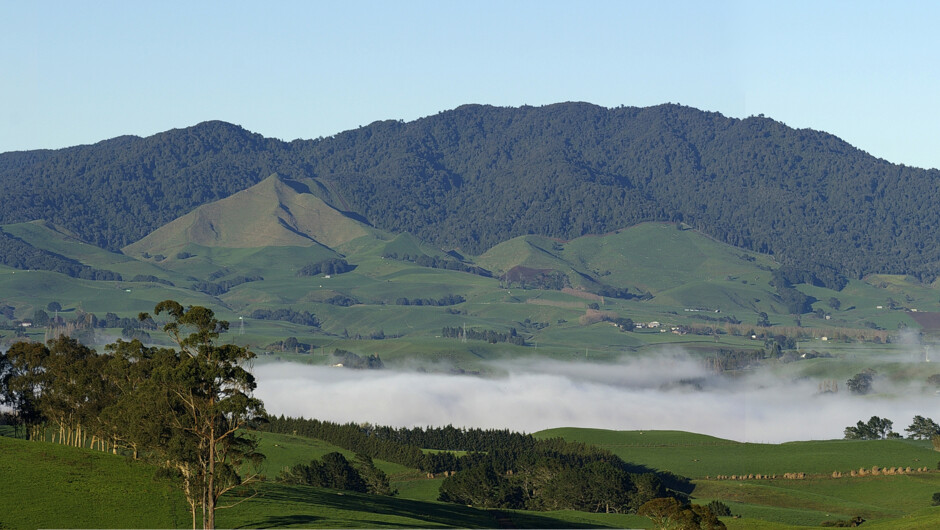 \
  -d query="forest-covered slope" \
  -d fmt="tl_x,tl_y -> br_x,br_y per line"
1,102 -> 938,280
